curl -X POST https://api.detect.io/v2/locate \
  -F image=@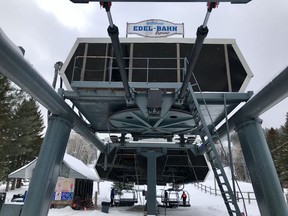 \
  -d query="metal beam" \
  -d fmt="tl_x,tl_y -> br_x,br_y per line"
108,25 -> 132,100
66,82 -> 251,102
112,142 -> 188,149
0,29 -> 106,152
178,25 -> 209,99
103,2 -> 132,100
